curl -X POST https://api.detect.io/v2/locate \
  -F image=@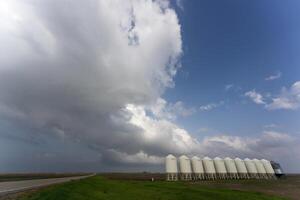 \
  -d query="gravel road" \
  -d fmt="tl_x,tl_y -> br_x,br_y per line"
0,174 -> 94,196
